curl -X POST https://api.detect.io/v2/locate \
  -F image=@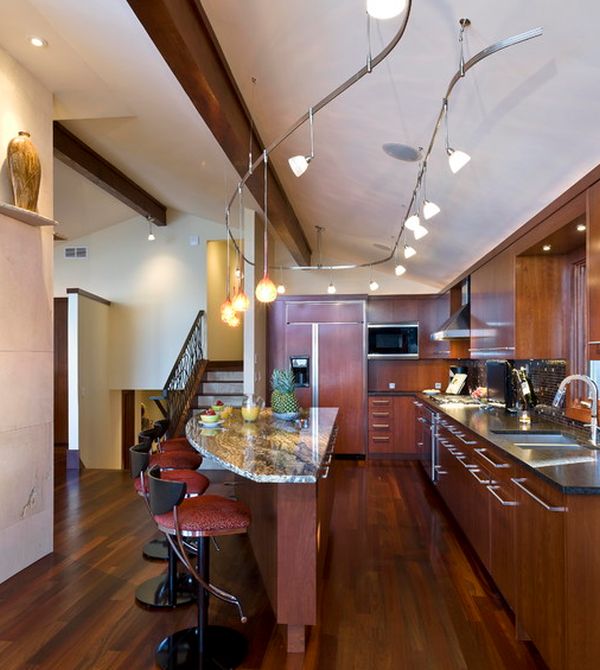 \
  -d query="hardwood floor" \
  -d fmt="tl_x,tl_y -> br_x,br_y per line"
0,458 -> 546,669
